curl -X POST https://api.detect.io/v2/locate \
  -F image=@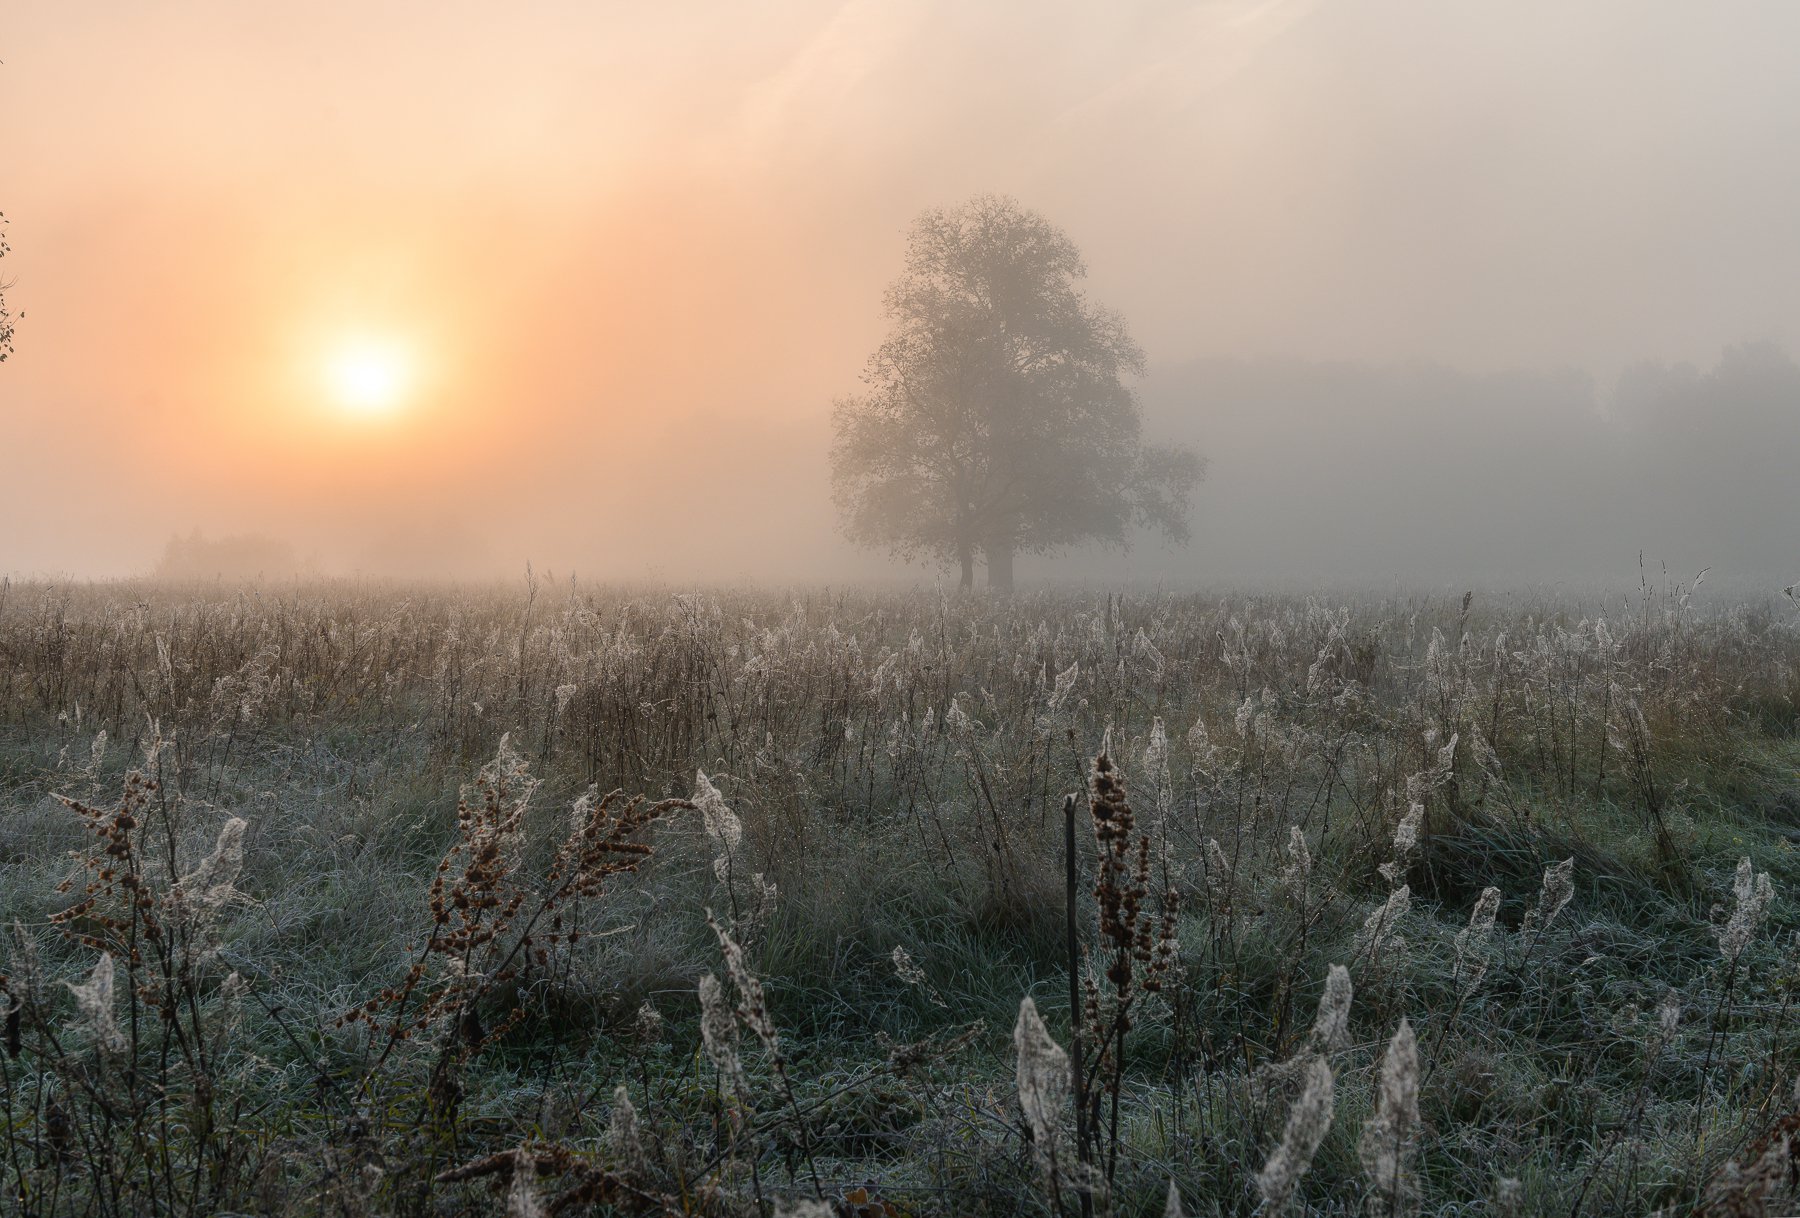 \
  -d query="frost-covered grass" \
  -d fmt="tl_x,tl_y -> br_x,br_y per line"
1,578 -> 1799,1216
